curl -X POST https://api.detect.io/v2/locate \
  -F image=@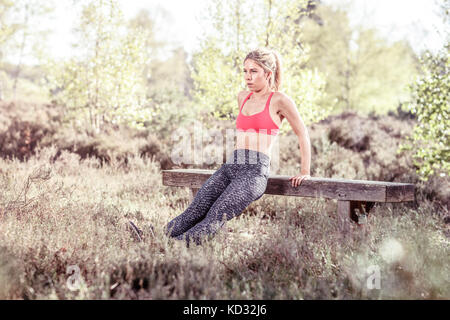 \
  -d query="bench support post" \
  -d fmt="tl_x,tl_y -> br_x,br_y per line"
350,201 -> 375,224
337,200 -> 351,235
338,200 -> 375,234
